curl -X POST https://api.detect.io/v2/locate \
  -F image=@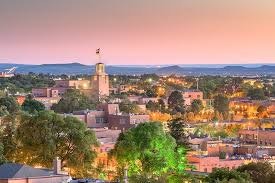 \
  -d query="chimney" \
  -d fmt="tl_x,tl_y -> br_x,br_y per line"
53,157 -> 61,175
